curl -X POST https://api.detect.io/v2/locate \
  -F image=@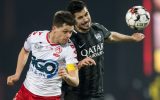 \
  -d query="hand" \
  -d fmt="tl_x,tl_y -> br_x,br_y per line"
58,67 -> 68,79
78,57 -> 96,69
131,33 -> 145,42
7,74 -> 20,86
